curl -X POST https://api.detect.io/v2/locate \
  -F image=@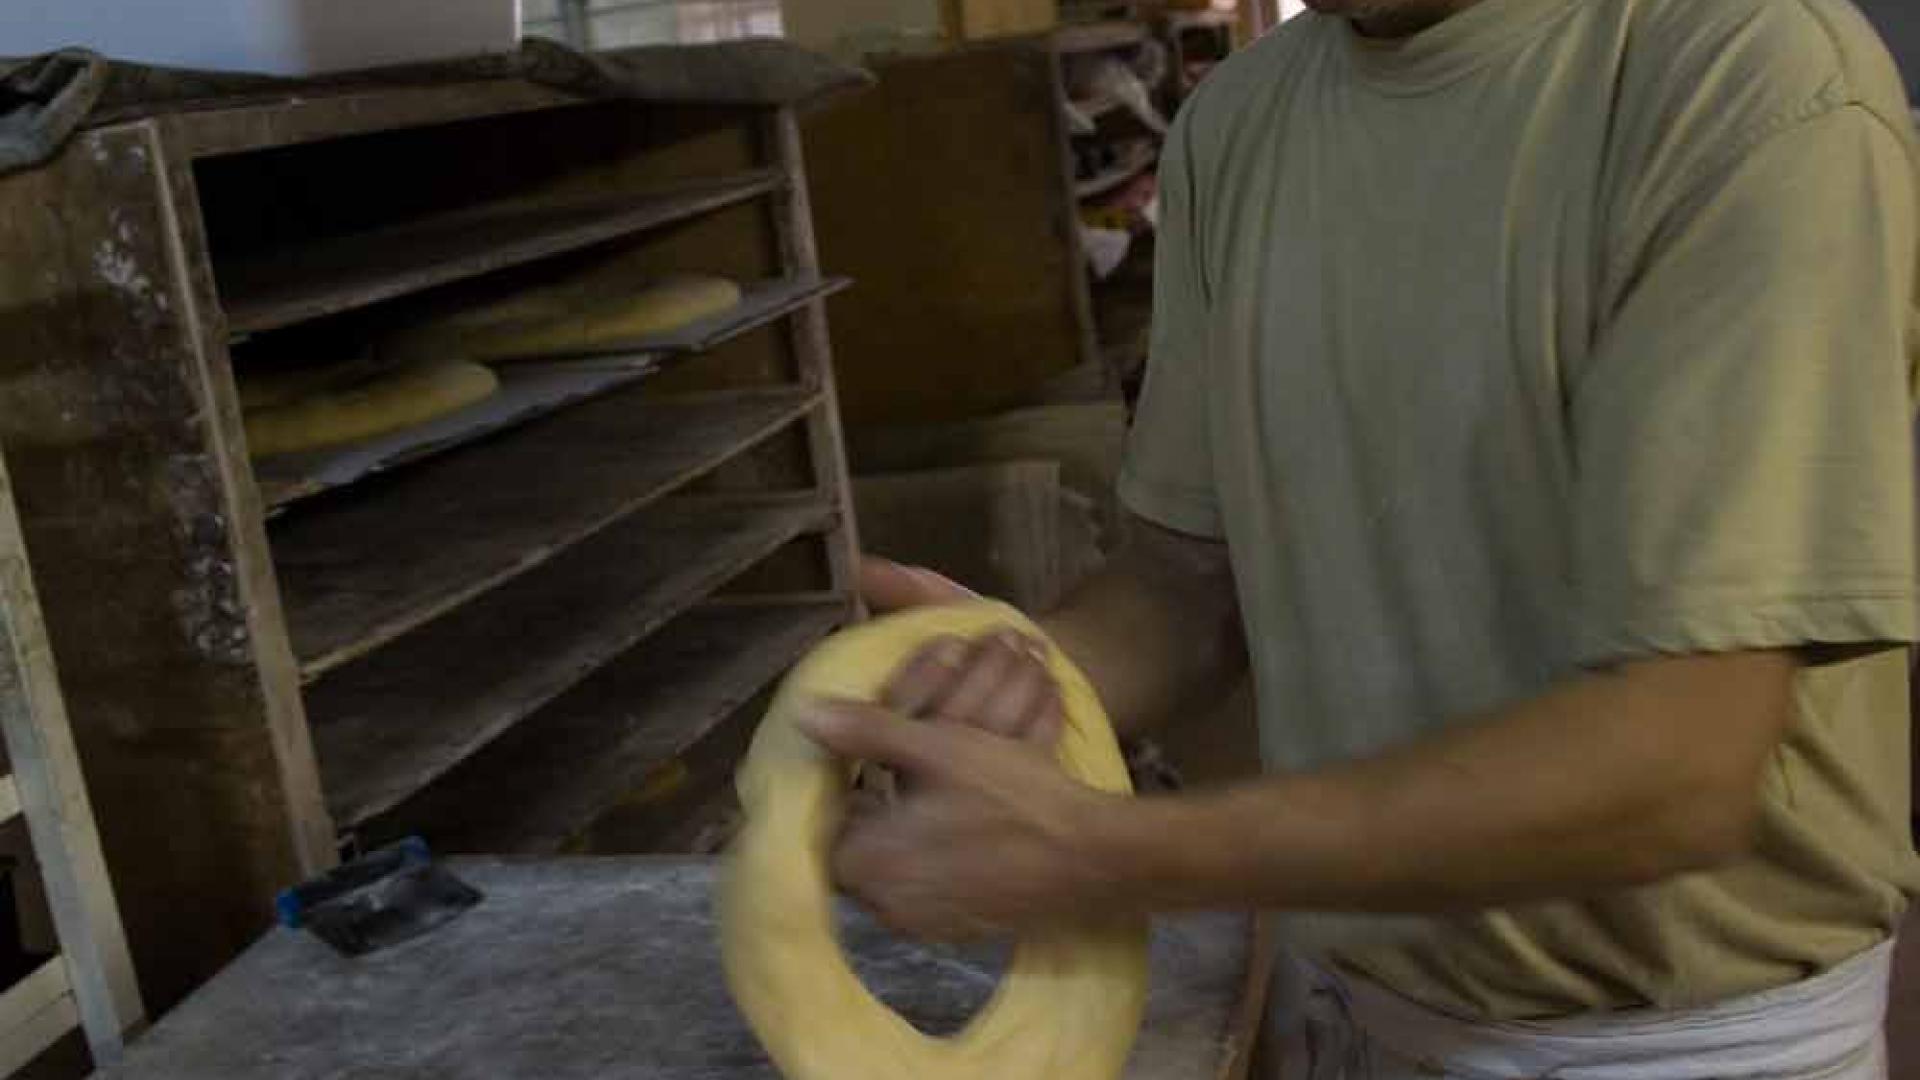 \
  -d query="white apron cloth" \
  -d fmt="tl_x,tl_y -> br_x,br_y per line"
1268,942 -> 1894,1080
